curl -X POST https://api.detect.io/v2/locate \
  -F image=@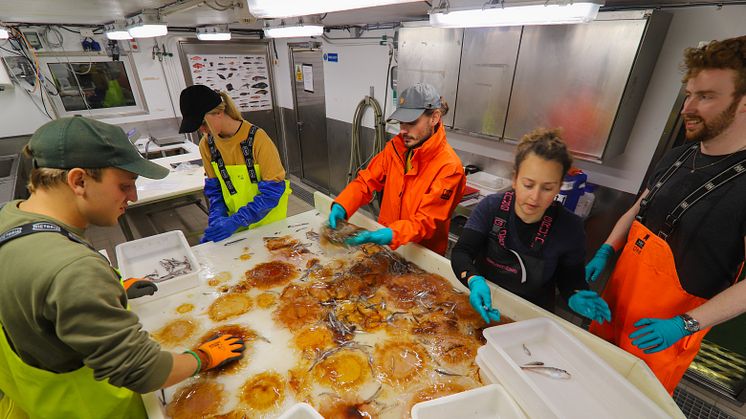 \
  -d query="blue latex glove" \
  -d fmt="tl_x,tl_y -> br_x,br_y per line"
467,276 -> 501,324
328,203 -> 347,229
585,244 -> 615,282
201,180 -> 286,243
629,316 -> 691,354
204,178 -> 229,226
568,290 -> 612,324
346,228 -> 393,246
